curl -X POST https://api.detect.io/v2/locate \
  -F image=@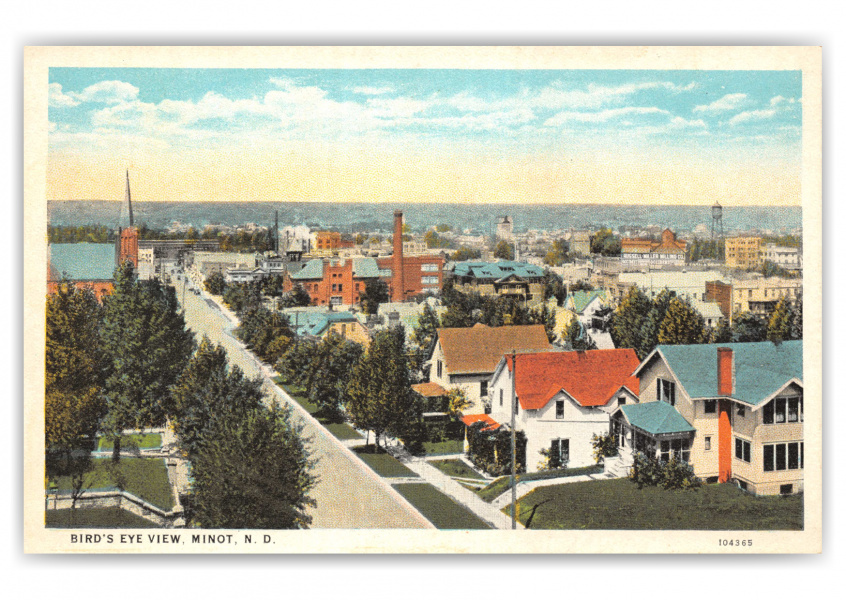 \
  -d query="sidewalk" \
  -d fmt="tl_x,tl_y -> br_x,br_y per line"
489,470 -> 618,510
383,441 -> 525,530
